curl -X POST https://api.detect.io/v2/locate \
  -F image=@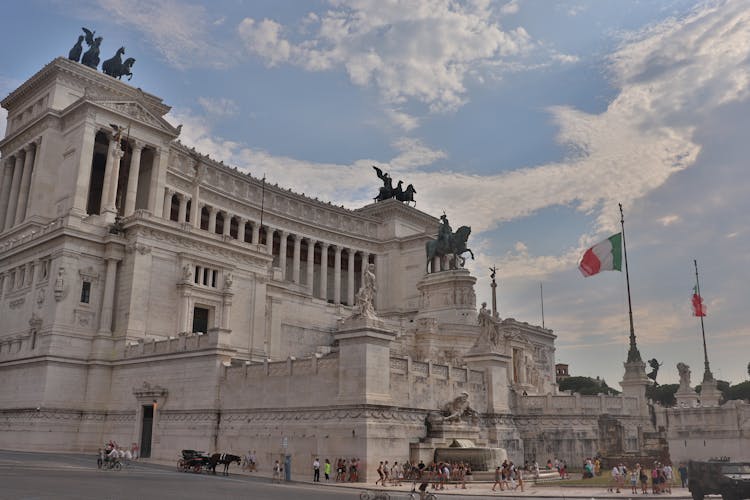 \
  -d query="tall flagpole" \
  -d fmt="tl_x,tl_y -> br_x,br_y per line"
620,203 -> 642,363
540,282 -> 545,329
694,259 -> 713,382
